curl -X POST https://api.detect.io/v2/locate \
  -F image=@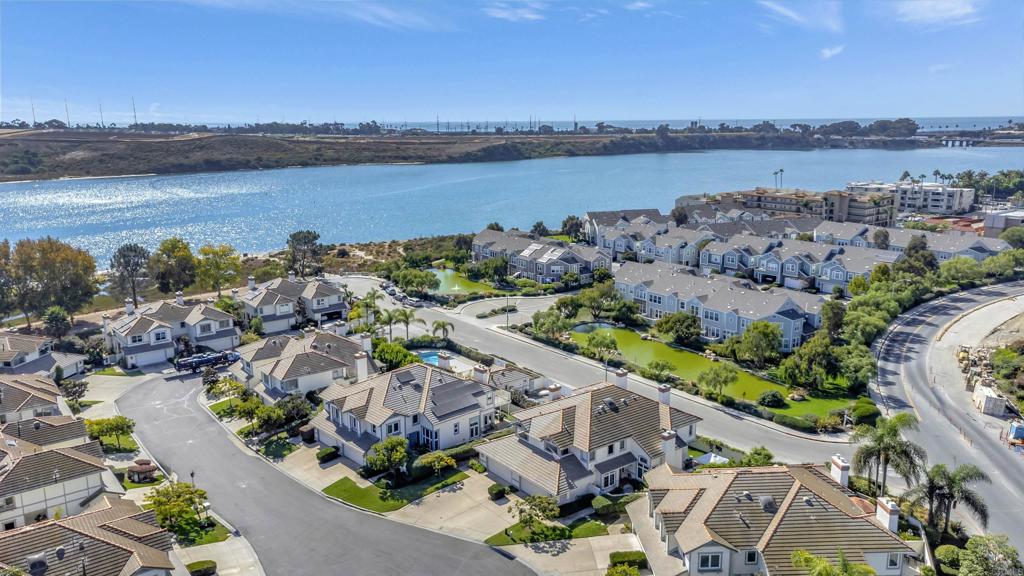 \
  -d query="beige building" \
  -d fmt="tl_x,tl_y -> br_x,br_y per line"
847,181 -> 975,215
717,188 -> 895,226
